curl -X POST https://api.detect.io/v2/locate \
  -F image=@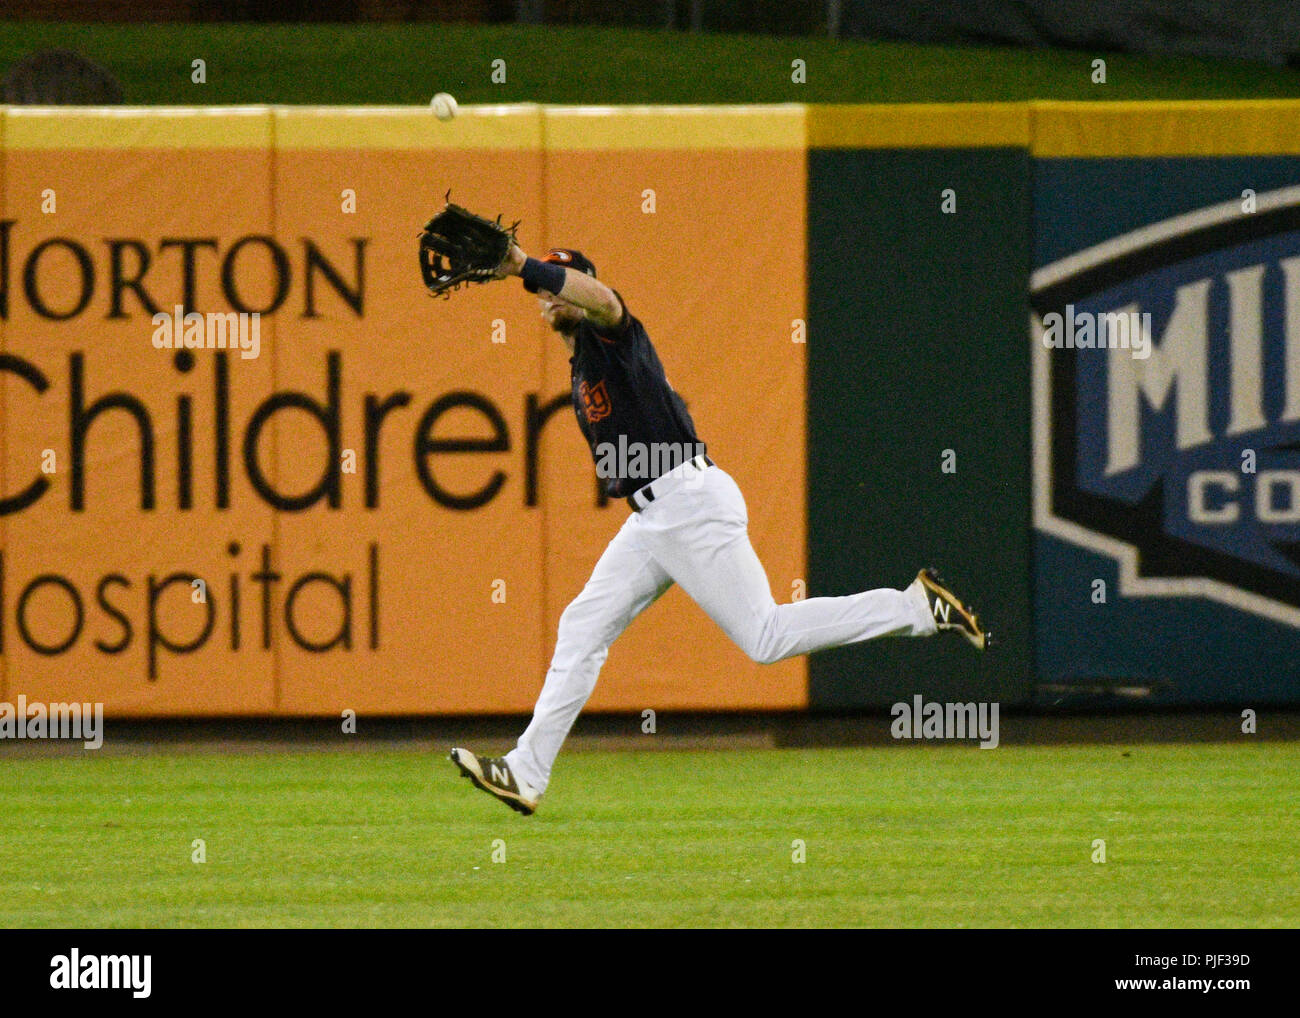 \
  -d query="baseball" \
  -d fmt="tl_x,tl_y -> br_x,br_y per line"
431,92 -> 458,121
